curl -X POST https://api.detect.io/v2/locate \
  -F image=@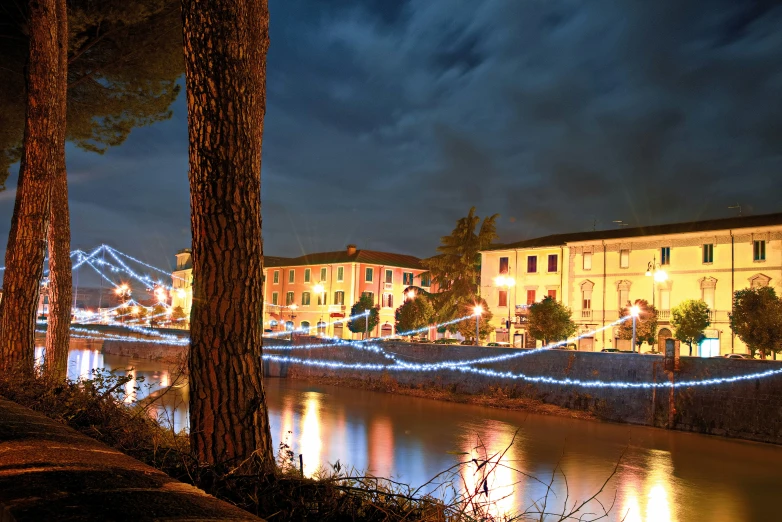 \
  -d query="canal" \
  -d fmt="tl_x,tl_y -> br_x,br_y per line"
53,345 -> 782,521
